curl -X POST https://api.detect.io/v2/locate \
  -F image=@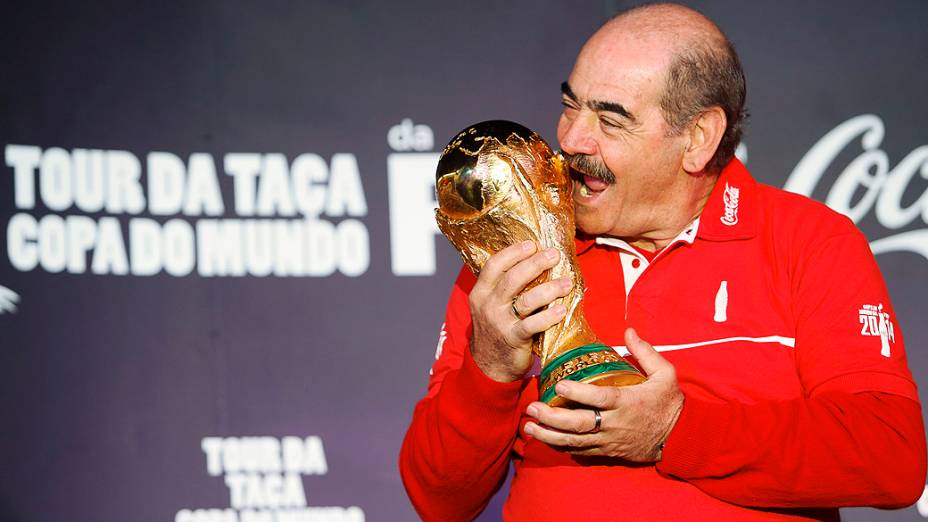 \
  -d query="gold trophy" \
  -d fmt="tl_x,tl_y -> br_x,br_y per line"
434,120 -> 645,407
